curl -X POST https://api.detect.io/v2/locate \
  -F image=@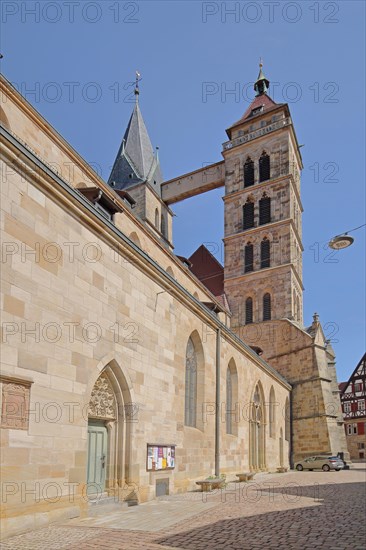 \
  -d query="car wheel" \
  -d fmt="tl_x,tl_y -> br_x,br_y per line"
296,464 -> 303,471
309,469 -> 313,472
335,468 -> 341,471
322,464 -> 330,472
